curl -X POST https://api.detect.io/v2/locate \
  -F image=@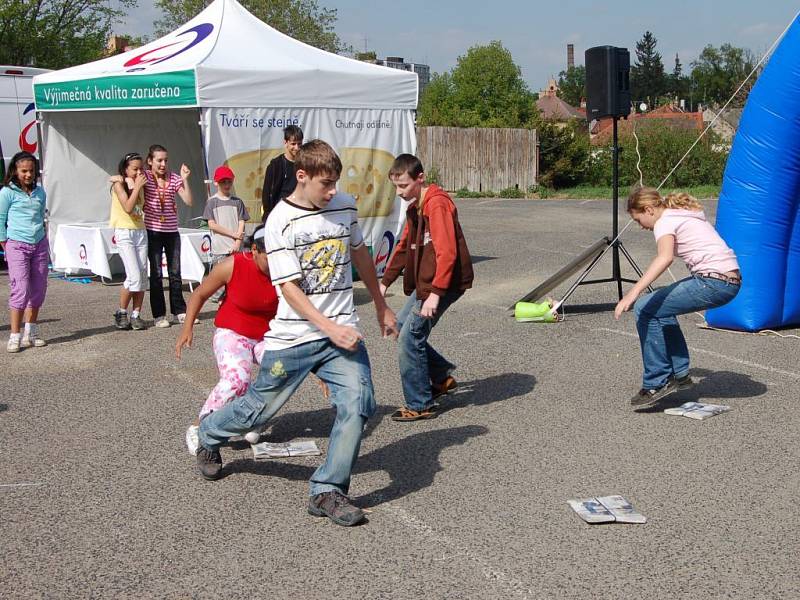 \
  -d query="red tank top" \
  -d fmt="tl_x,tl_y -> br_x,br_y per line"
215,252 -> 278,340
